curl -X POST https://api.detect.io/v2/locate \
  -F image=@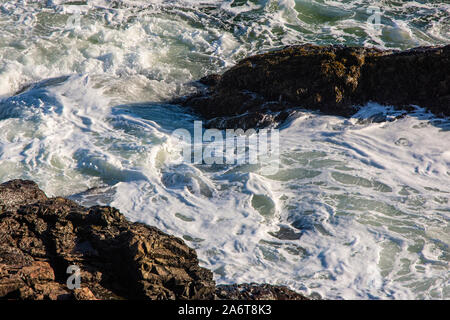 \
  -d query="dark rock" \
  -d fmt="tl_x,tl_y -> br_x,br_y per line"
0,180 -> 308,300
183,44 -> 450,128
215,283 -> 309,300
269,226 -> 302,240
0,179 -> 215,300
199,74 -> 222,87
206,110 -> 295,130
0,180 -> 47,211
